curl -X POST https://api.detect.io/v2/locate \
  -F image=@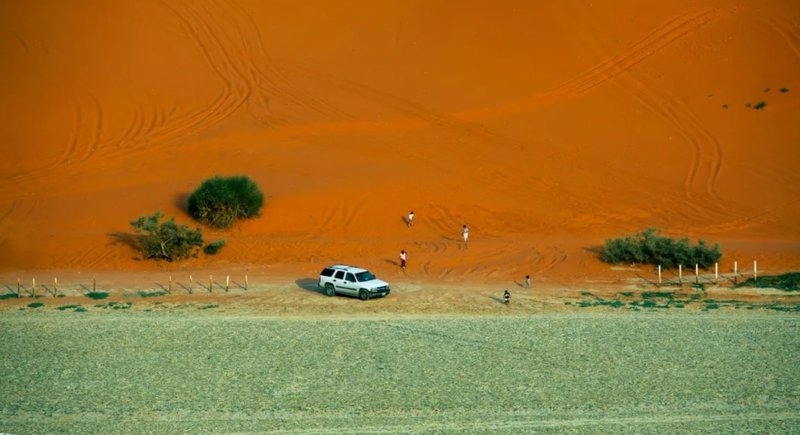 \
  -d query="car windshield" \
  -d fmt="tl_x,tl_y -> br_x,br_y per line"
355,271 -> 375,282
